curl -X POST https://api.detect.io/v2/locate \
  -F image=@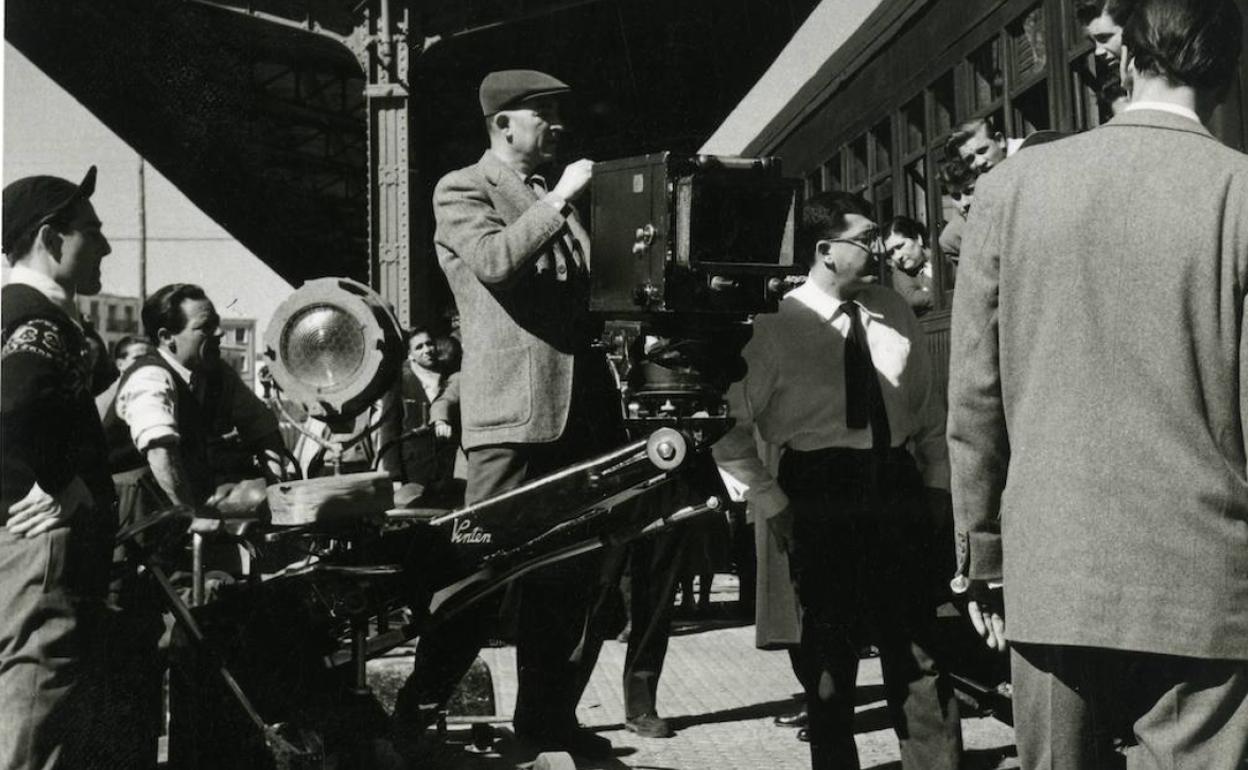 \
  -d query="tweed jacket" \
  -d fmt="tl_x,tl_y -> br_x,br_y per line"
948,109 -> 1248,659
433,151 -> 595,449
